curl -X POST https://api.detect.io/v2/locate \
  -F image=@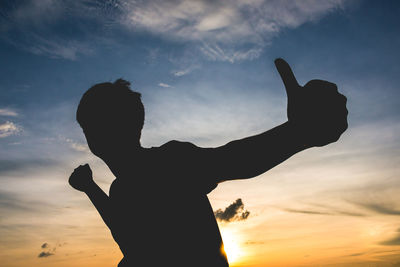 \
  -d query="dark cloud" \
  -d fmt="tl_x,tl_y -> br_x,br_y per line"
0,158 -> 58,175
347,252 -> 366,257
0,190 -> 51,215
38,251 -> 53,258
283,208 -> 367,217
356,203 -> 400,215
334,210 -> 366,217
0,191 -> 37,213
381,228 -> 400,246
37,242 -> 63,258
240,210 -> 250,220
283,208 -> 332,215
214,198 -> 250,222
